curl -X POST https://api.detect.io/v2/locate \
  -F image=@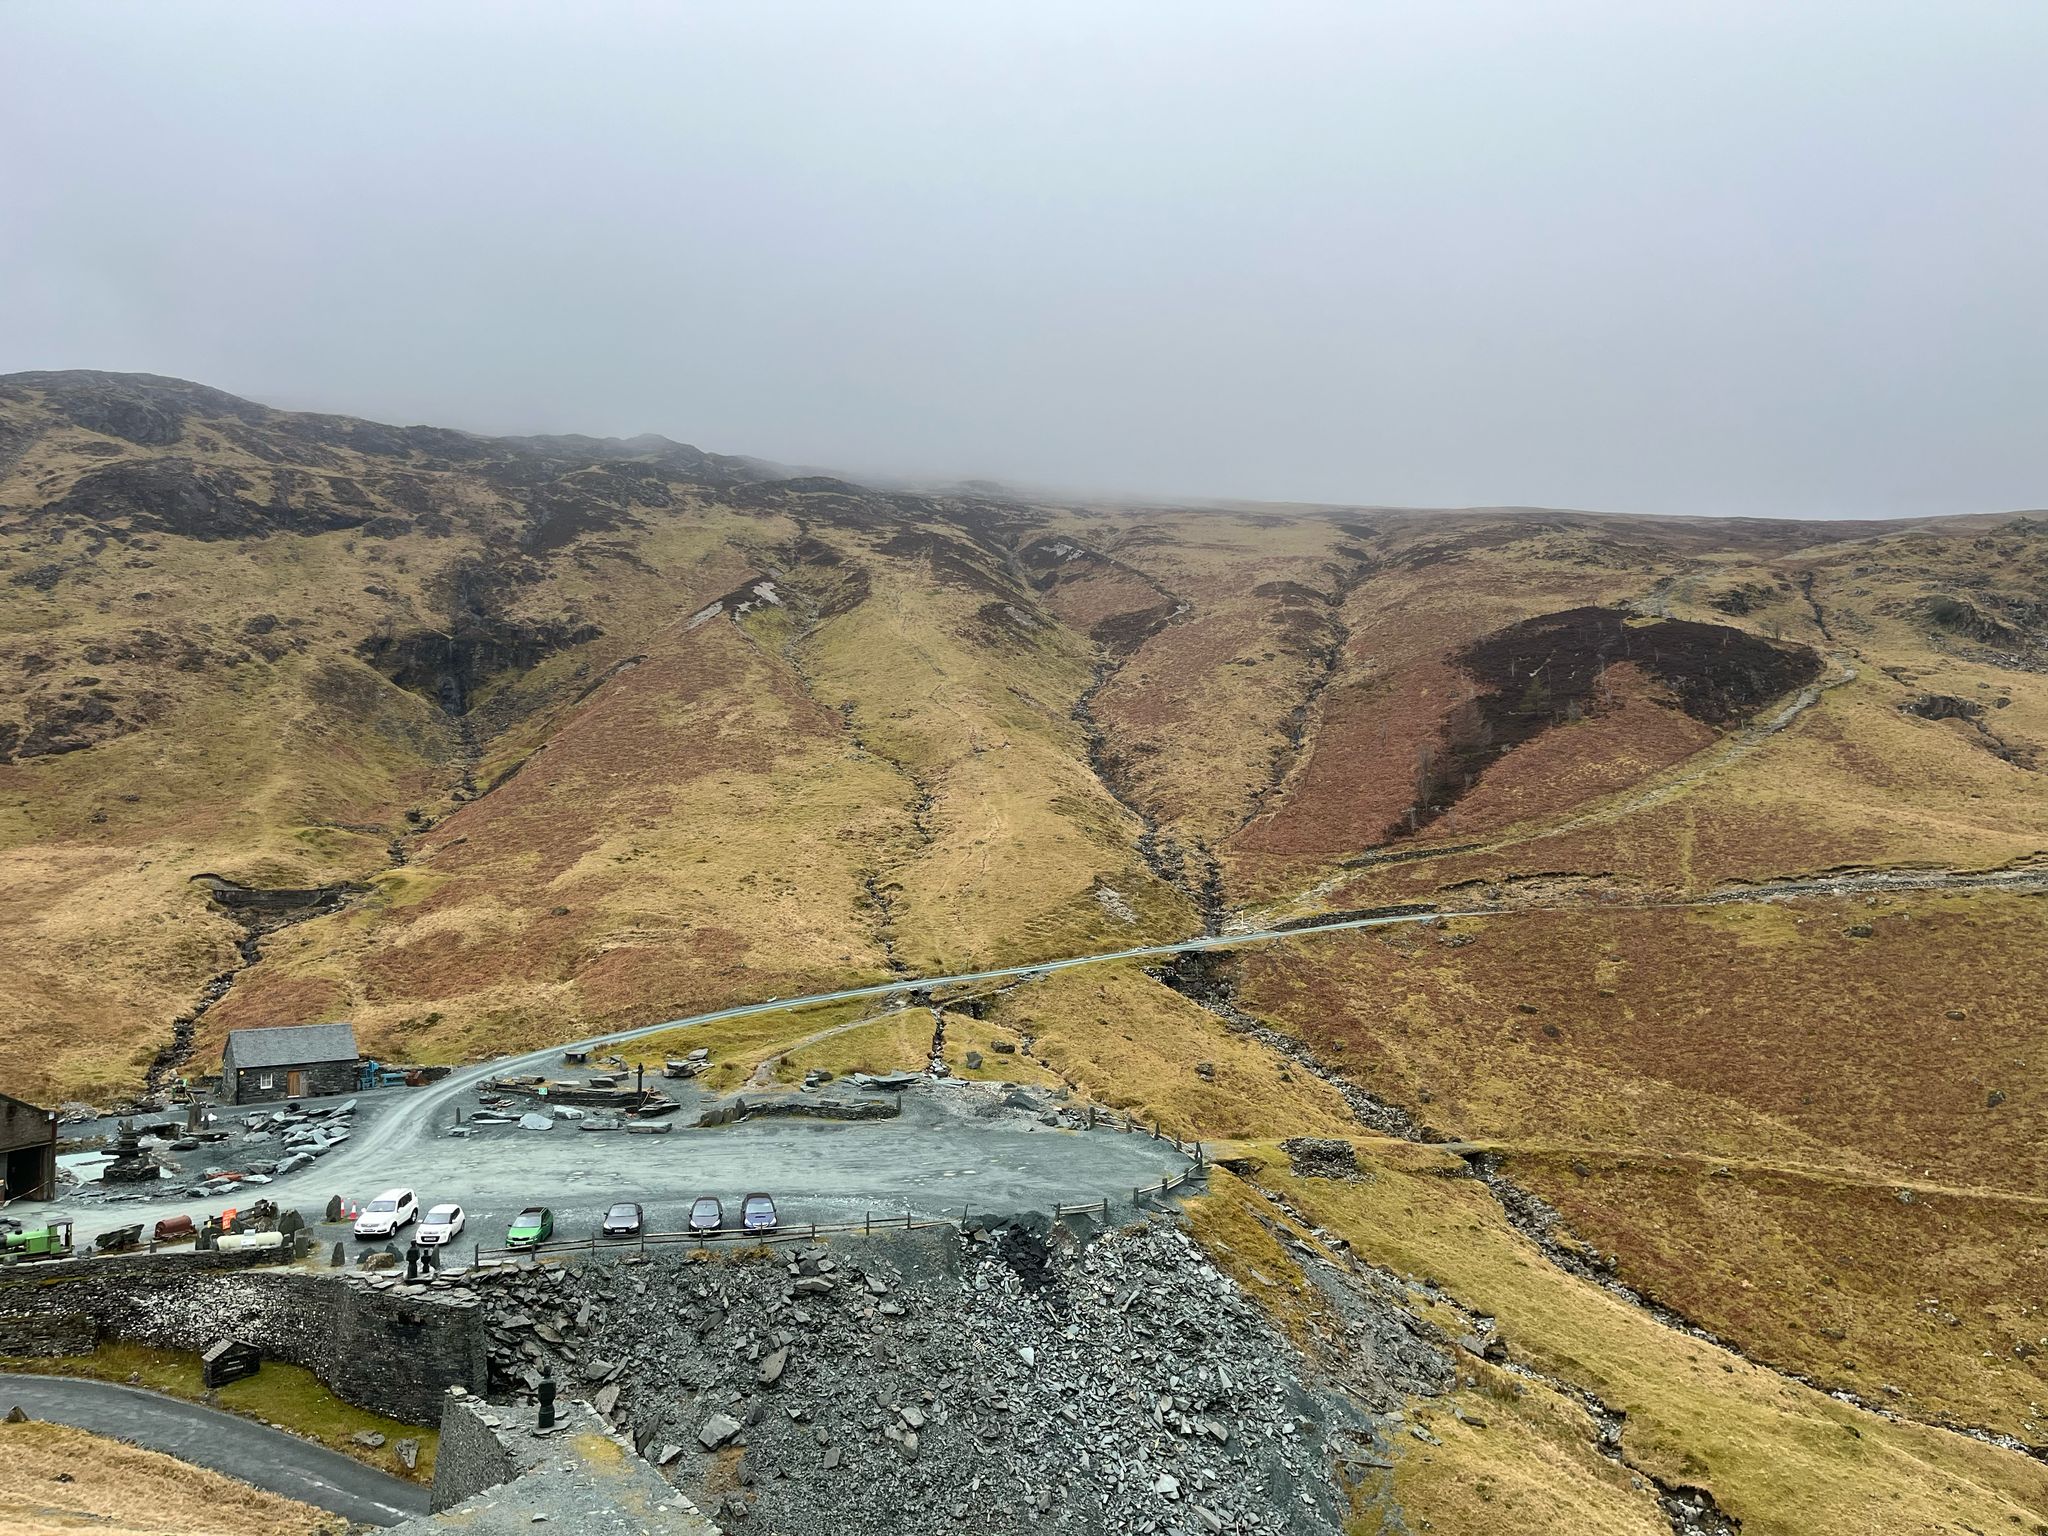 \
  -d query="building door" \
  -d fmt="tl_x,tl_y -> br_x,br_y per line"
287,1070 -> 306,1098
